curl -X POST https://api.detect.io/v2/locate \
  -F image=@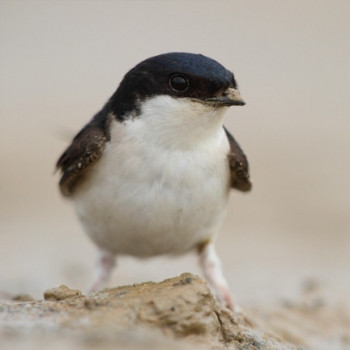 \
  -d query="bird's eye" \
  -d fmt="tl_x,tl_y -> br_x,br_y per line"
169,74 -> 189,92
